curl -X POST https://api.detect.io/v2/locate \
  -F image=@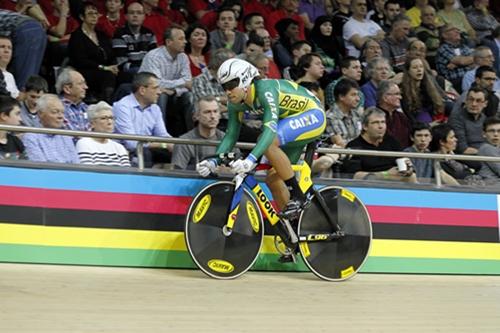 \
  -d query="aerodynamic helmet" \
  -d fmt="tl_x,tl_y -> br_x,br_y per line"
217,58 -> 259,91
